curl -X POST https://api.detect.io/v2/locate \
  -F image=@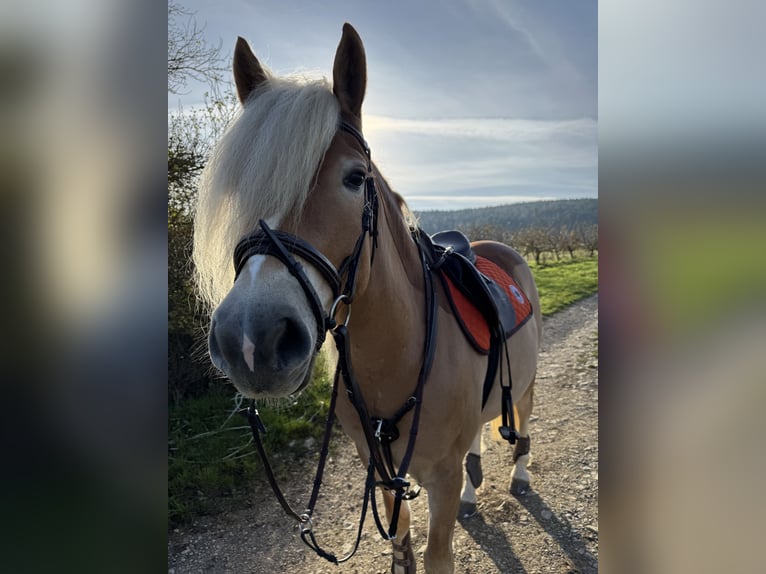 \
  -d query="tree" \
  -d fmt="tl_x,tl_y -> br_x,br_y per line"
168,3 -> 236,401
168,92 -> 229,325
553,227 -> 581,260
168,1 -> 227,95
578,224 -> 598,257
516,228 -> 550,266
545,226 -> 563,261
